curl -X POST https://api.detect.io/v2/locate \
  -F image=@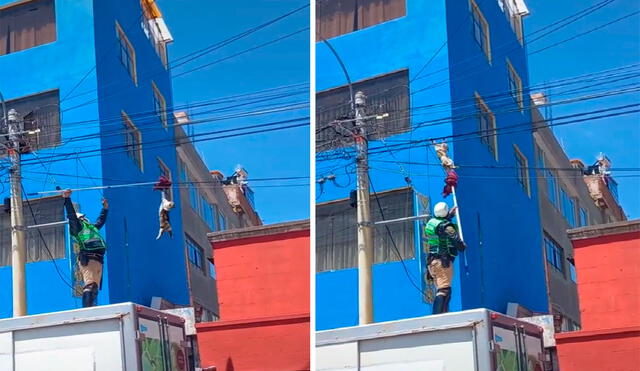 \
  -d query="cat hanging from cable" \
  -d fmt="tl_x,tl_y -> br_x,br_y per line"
154,176 -> 175,240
